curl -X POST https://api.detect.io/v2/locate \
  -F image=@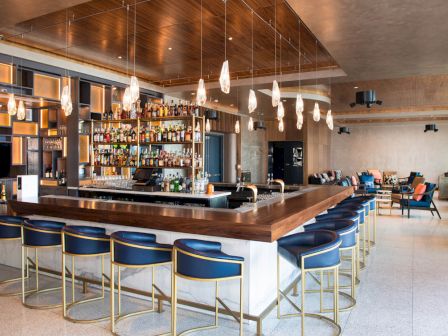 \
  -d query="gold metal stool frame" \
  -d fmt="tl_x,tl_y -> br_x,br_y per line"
62,231 -> 110,323
172,246 -> 244,336
0,220 -> 31,296
110,239 -> 172,336
277,241 -> 342,336
21,226 -> 63,309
